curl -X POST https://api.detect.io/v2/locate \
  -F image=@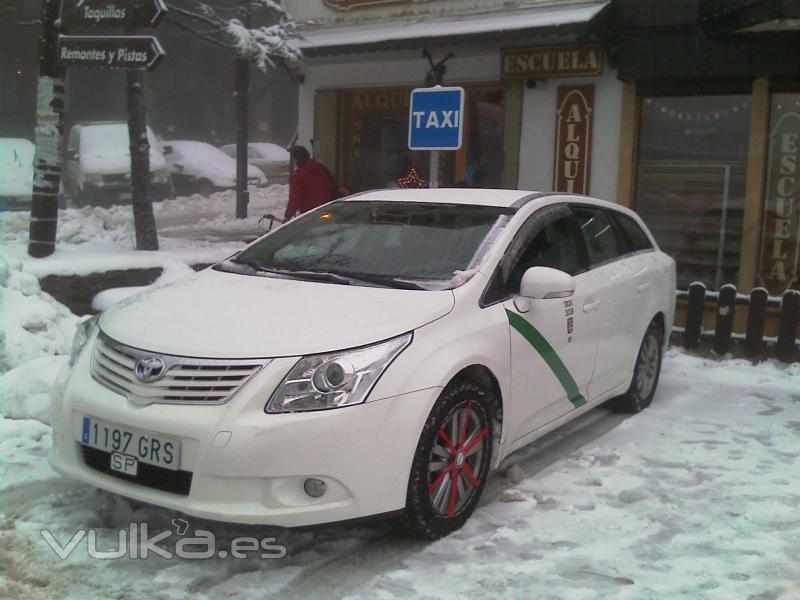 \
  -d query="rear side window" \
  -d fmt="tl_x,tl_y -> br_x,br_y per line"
573,206 -> 621,267
613,212 -> 654,252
